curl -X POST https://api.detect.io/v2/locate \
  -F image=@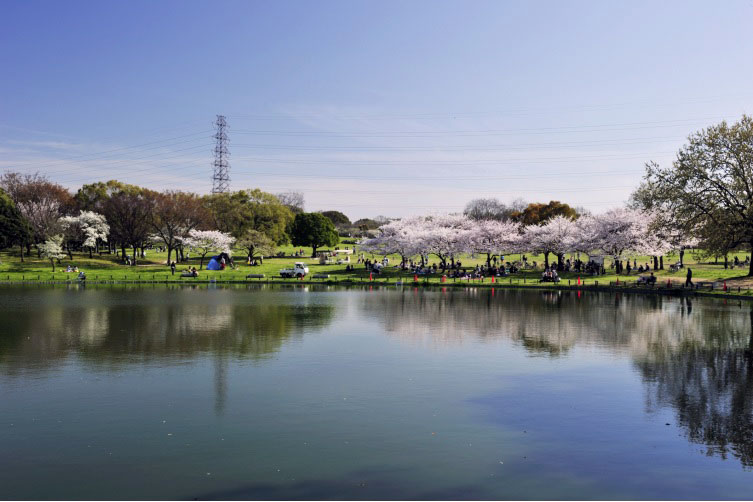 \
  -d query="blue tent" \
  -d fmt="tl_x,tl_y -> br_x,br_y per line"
206,257 -> 221,270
